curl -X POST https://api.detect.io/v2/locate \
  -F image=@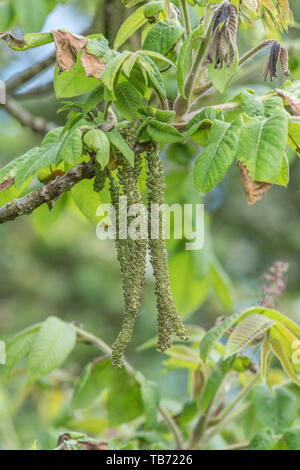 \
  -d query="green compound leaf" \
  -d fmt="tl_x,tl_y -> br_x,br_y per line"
142,20 -> 184,56
148,120 -> 183,144
84,129 -> 110,170
194,118 -> 242,194
54,53 -> 100,99
224,314 -> 274,359
107,128 -> 134,166
114,1 -> 164,50
27,316 -> 76,384
101,51 -> 132,100
5,324 -> 41,375
237,112 -> 288,184
114,81 -> 143,121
